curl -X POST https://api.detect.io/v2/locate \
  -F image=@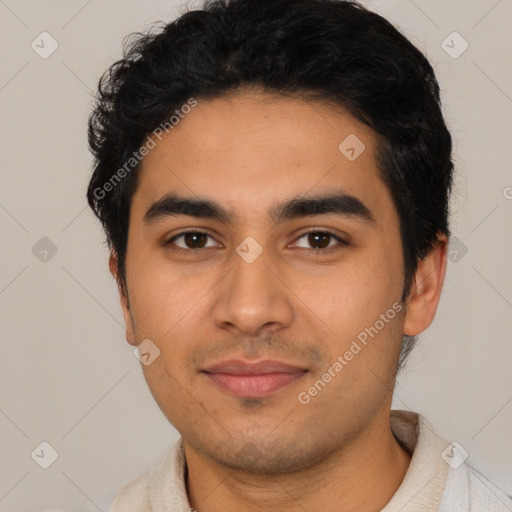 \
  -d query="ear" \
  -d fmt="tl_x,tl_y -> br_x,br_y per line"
403,233 -> 448,336
109,251 -> 137,346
